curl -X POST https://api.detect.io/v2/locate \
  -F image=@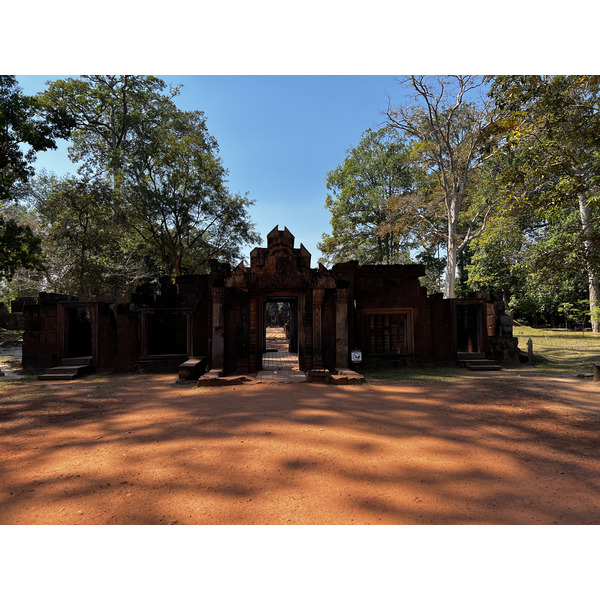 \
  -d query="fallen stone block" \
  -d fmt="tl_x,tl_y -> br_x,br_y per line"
307,369 -> 329,384
178,356 -> 206,380
334,368 -> 366,385
197,373 -> 254,387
